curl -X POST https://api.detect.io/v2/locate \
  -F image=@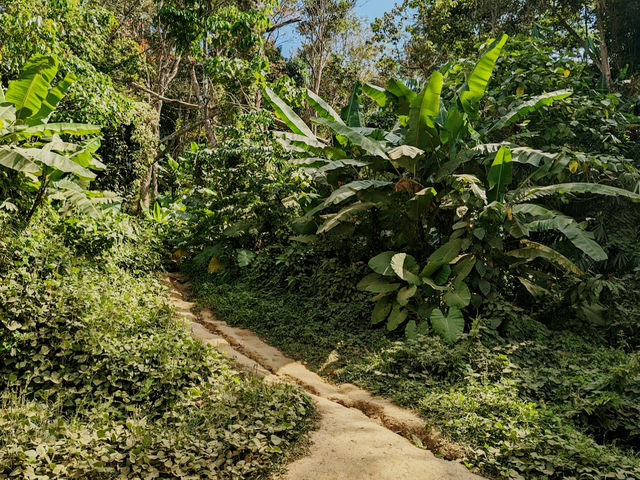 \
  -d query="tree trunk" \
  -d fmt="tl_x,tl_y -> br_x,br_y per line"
595,0 -> 613,91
